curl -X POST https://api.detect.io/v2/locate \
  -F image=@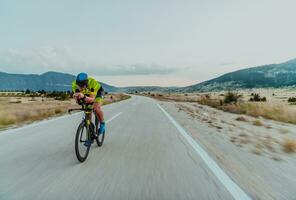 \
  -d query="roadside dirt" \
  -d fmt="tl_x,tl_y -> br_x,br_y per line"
160,101 -> 296,200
